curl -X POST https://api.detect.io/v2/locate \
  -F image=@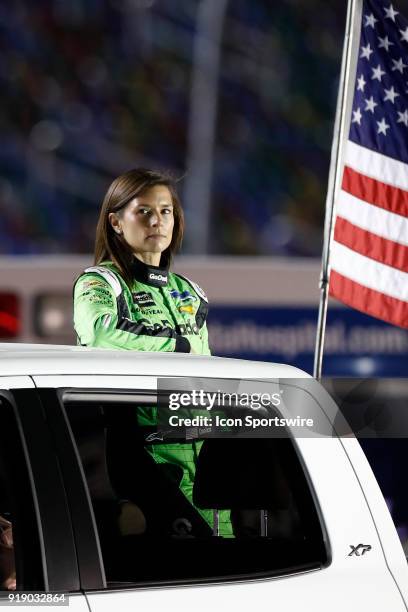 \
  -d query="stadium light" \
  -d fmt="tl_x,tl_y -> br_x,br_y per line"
0,293 -> 20,338
34,293 -> 74,340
